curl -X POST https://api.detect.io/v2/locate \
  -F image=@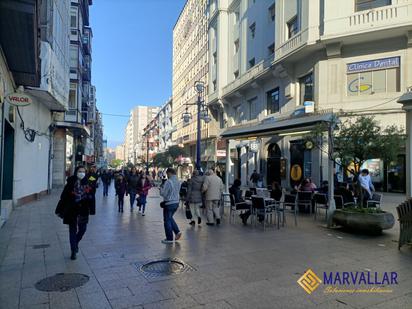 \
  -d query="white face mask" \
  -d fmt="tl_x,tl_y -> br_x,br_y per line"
77,172 -> 86,180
